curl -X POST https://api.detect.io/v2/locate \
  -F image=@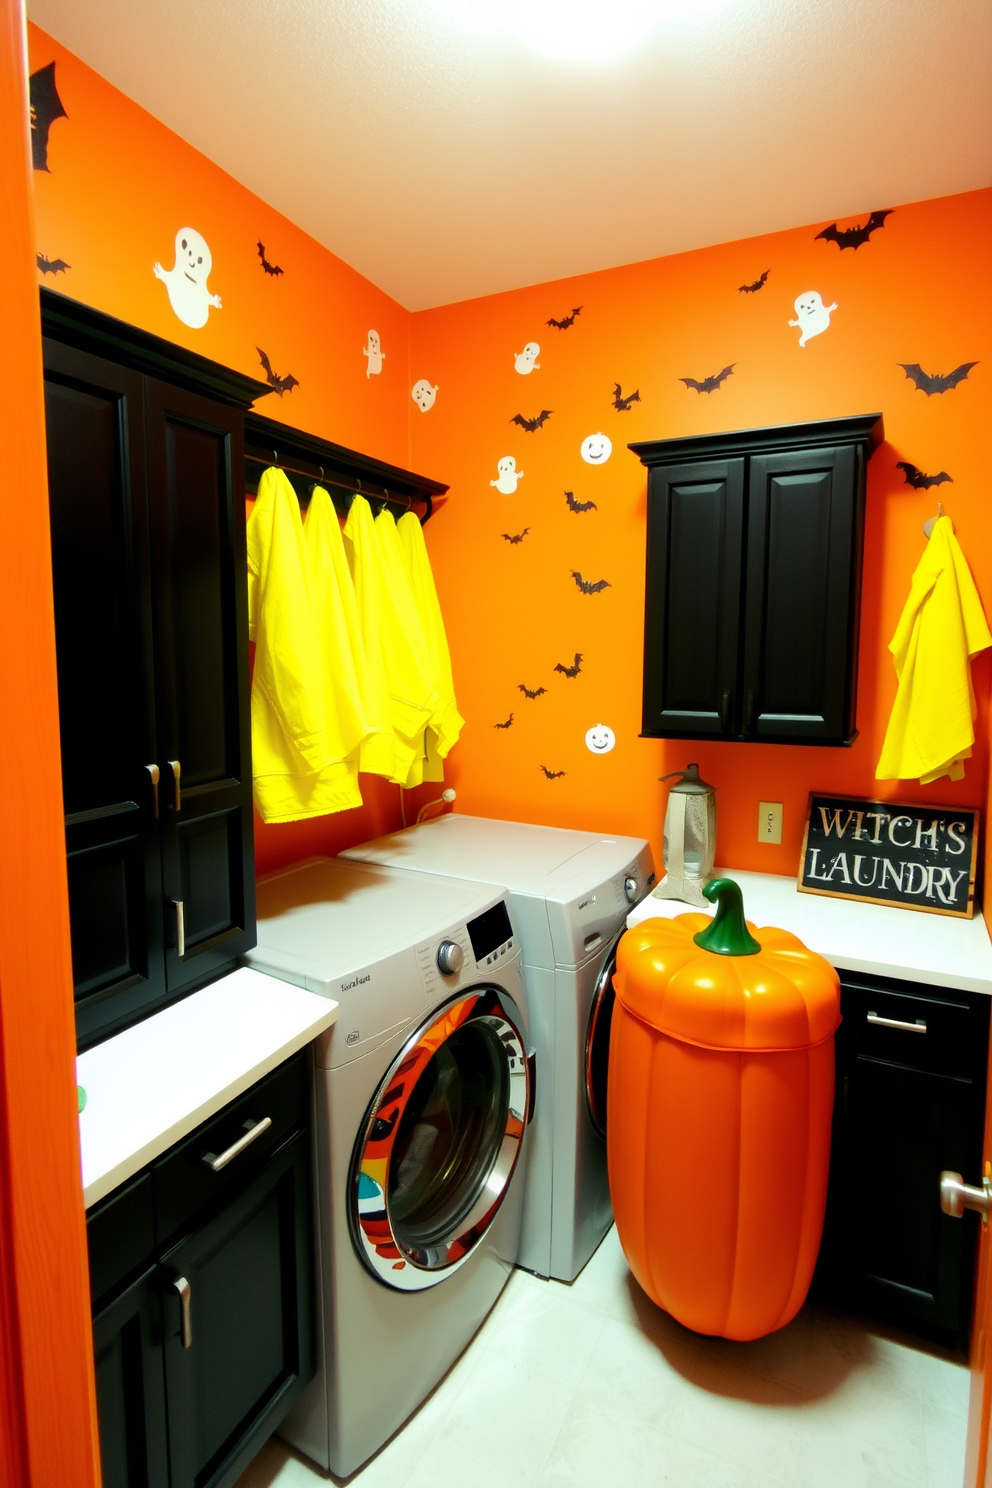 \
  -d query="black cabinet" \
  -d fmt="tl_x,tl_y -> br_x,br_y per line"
631,415 -> 882,746
87,1053 -> 315,1488
40,291 -> 269,1049
815,973 -> 989,1348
